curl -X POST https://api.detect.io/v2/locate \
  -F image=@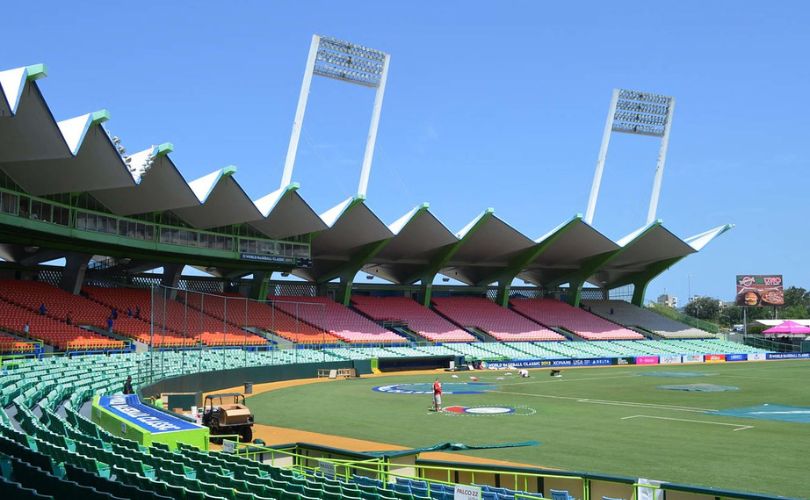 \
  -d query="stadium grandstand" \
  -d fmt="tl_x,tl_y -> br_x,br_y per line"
3,40 -> 795,499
